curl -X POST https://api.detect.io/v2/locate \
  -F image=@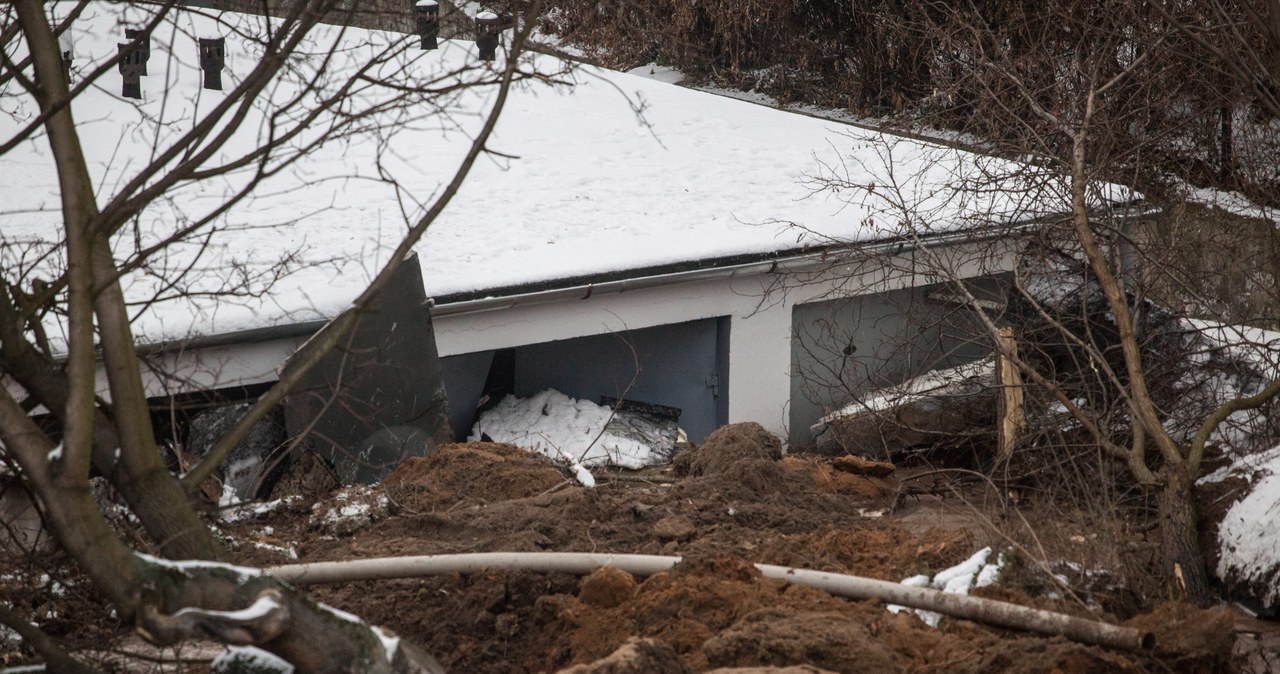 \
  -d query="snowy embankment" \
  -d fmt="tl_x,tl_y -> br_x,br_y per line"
469,390 -> 670,486
1201,445 -> 1280,610
1178,319 -> 1280,611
